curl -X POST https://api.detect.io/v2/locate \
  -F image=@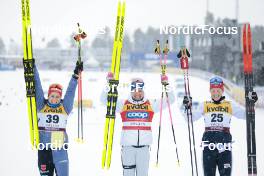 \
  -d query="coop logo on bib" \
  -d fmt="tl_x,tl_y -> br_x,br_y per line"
127,112 -> 149,119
